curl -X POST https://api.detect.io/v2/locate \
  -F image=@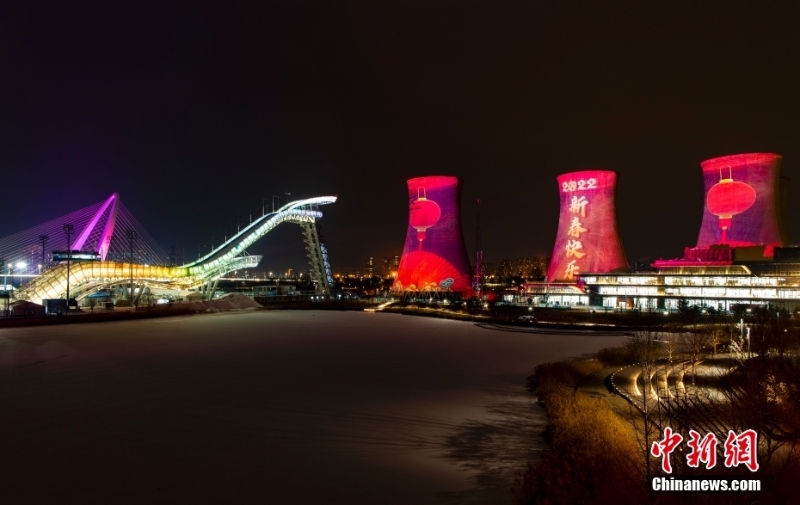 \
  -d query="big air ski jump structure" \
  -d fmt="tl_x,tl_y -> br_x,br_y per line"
4,193 -> 337,305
